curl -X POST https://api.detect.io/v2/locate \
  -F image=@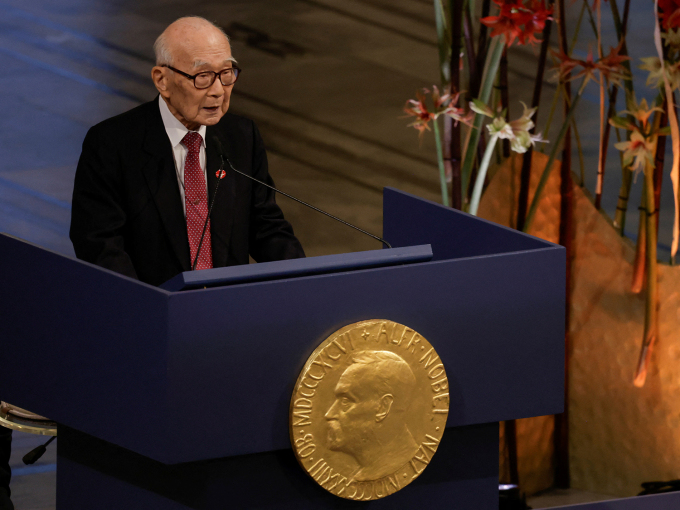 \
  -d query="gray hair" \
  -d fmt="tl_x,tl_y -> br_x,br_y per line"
153,16 -> 232,66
